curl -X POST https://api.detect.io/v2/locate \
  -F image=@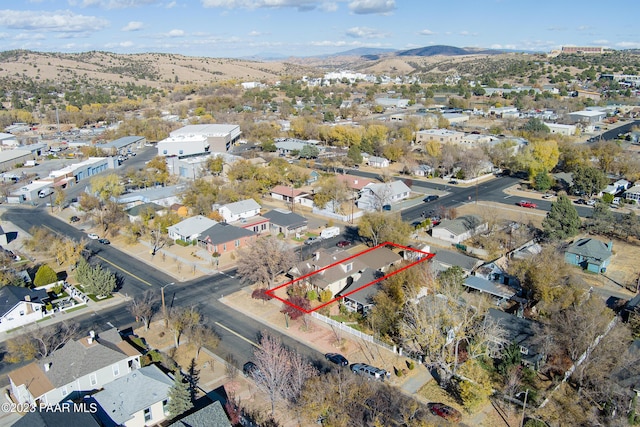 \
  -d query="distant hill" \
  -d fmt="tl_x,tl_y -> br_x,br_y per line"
326,47 -> 398,57
396,45 -> 504,57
